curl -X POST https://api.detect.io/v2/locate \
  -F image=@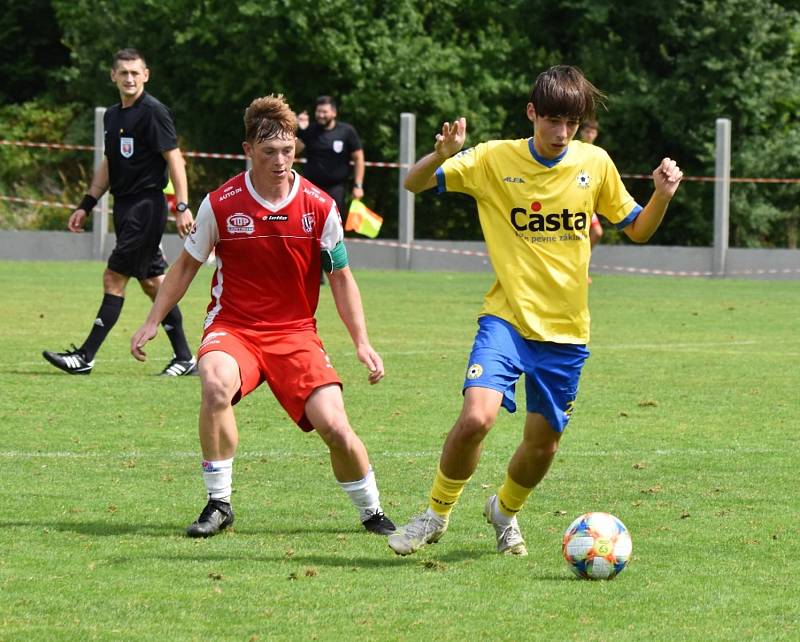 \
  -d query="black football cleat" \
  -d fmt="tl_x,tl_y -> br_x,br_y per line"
42,344 -> 94,374
362,510 -> 396,535
186,499 -> 234,538
159,355 -> 198,377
